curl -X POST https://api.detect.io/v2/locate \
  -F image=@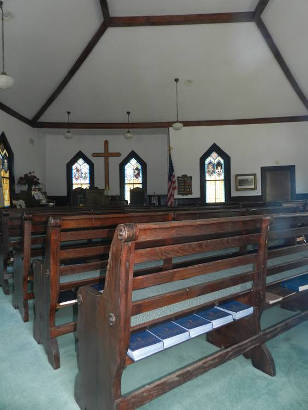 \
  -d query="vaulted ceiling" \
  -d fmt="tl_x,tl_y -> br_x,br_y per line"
0,0 -> 307,128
